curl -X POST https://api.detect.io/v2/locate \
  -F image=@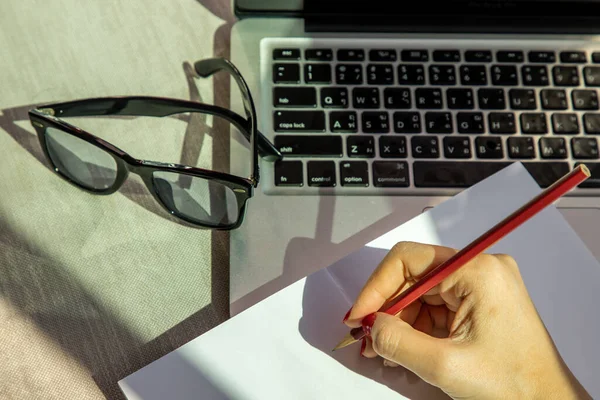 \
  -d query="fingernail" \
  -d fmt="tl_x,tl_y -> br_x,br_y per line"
360,338 -> 366,357
361,313 -> 377,336
342,307 -> 353,323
